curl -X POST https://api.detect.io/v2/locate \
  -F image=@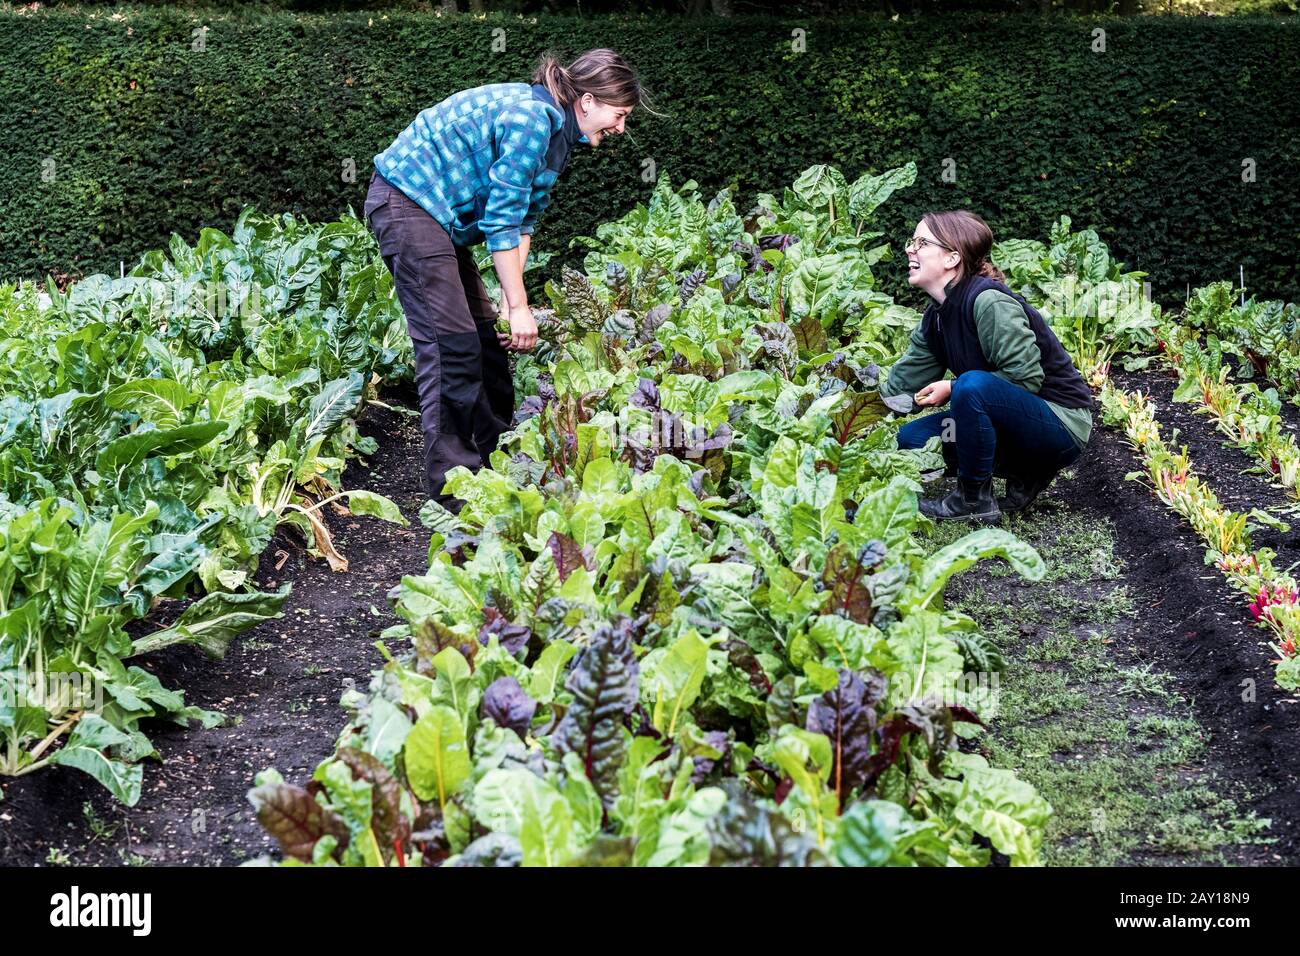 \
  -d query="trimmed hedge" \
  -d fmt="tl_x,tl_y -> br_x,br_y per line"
4,7 -> 1298,303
